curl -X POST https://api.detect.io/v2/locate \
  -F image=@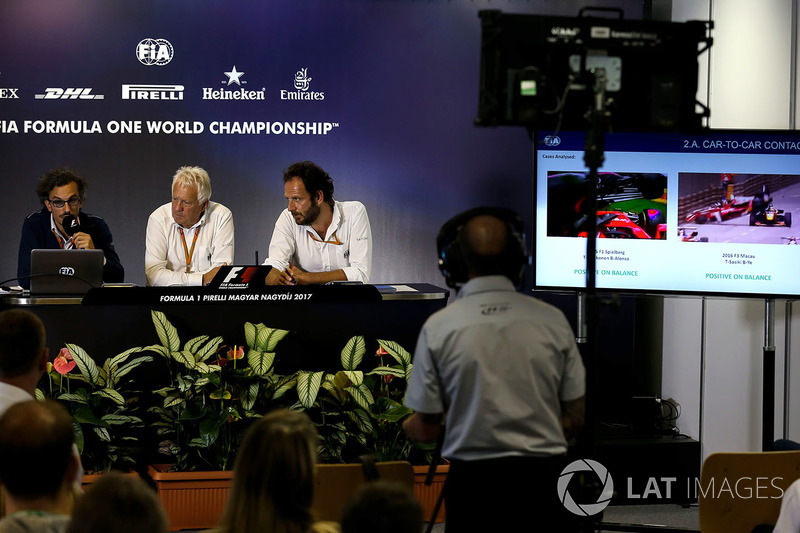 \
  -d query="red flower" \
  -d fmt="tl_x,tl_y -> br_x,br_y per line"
383,375 -> 394,384
375,346 -> 389,357
53,348 -> 77,375
227,346 -> 244,360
